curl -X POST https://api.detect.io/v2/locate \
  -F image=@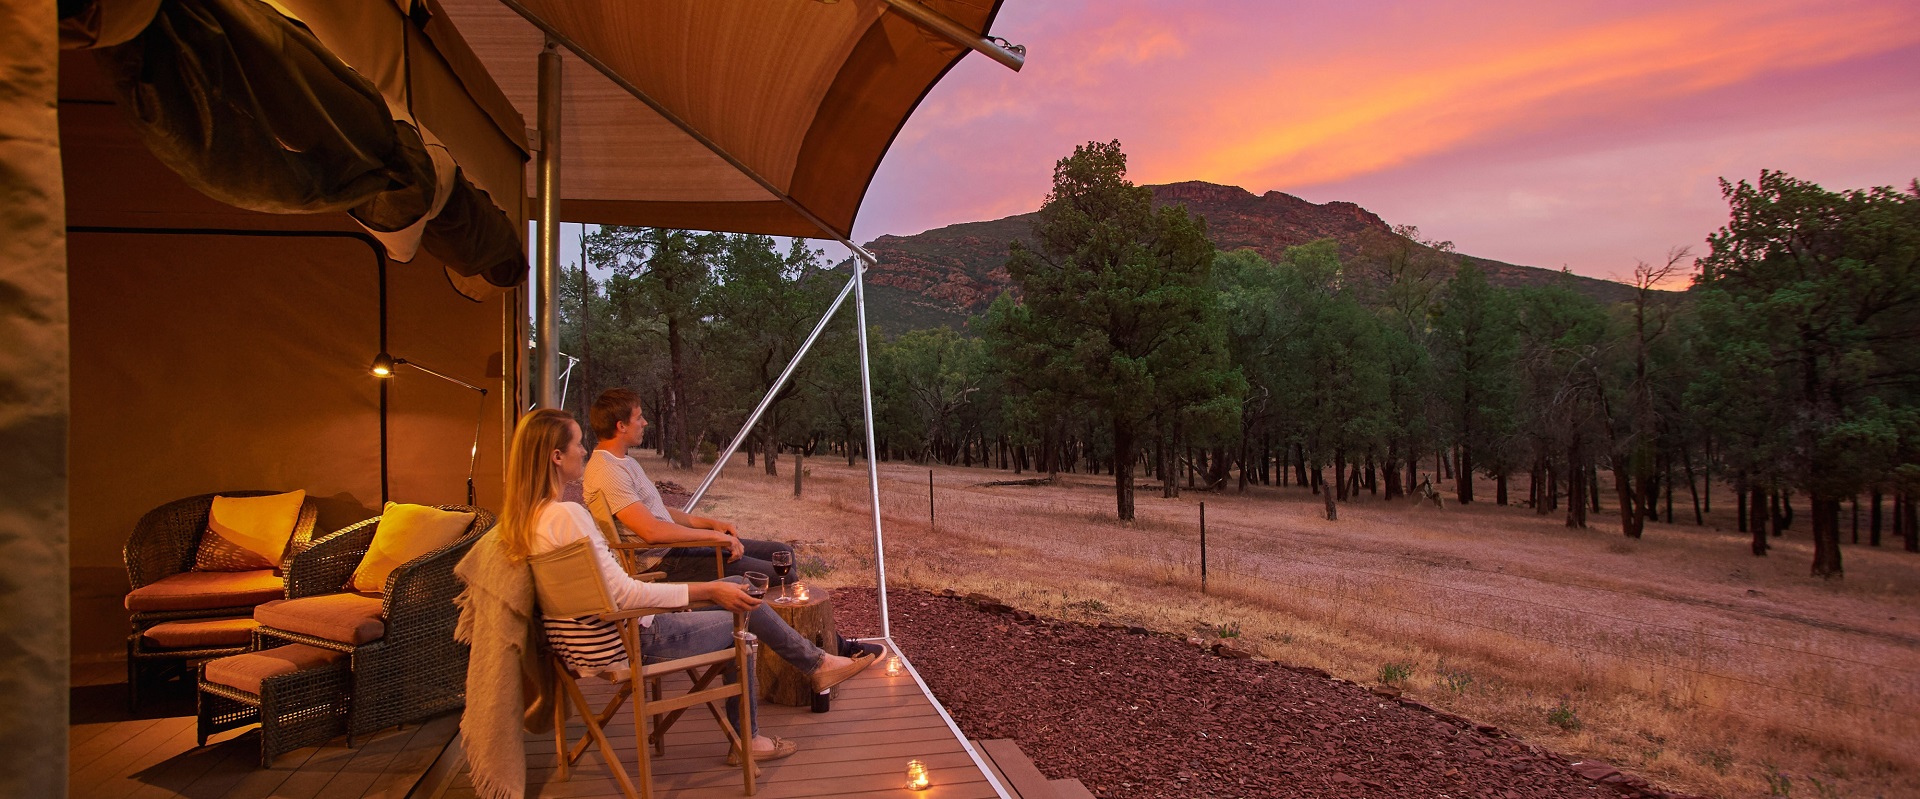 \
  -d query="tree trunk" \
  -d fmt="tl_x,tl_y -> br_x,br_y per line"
1810,494 -> 1843,578
1496,471 -> 1508,506
1333,449 -> 1348,501
1870,488 -> 1882,546
1769,489 -> 1782,537
1384,443 -> 1403,500
1366,456 -> 1377,495
1736,473 -> 1748,533
1749,484 -> 1768,556
1114,418 -> 1136,521
1683,446 -> 1703,525
1456,446 -> 1474,504
1851,495 -> 1859,544
793,450 -> 804,498
1905,492 -> 1919,553
1320,466 -> 1337,521
1566,442 -> 1587,529
1611,455 -> 1641,538
1298,443 -> 1311,488
667,316 -> 690,468
1532,454 -> 1547,515
1590,464 -> 1601,512
765,433 -> 778,476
